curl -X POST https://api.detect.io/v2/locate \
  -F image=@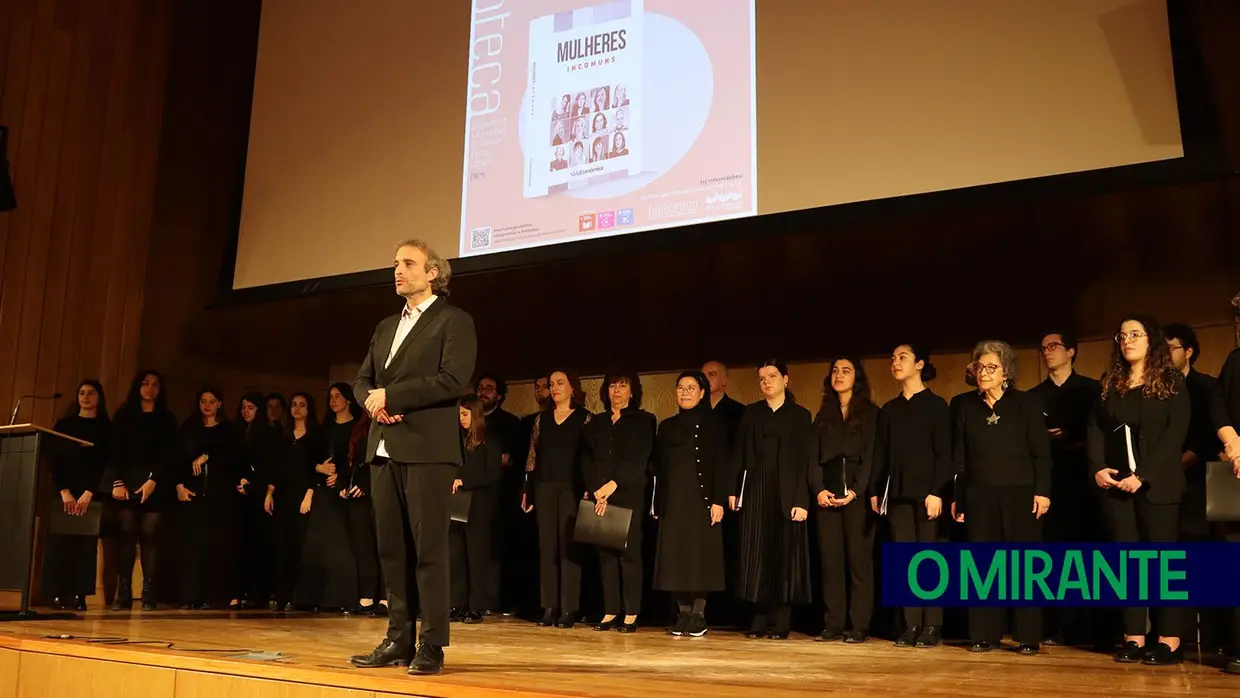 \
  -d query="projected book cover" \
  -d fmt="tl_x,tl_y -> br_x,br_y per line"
459,0 -> 756,257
